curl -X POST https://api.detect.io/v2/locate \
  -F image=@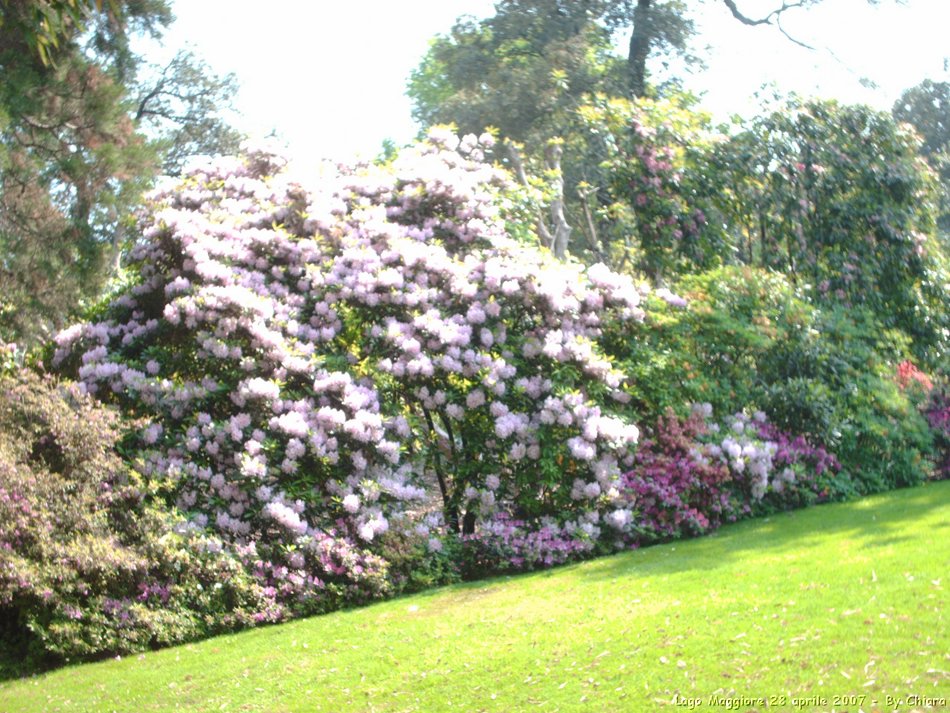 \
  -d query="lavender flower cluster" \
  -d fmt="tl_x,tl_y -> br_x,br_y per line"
52,130 -> 654,612
612,405 -> 843,550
